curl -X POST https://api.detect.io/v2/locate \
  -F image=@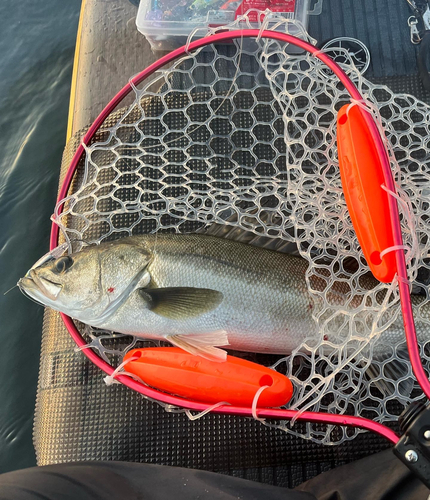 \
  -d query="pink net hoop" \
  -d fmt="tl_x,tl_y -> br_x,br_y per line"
50,29 -> 426,444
